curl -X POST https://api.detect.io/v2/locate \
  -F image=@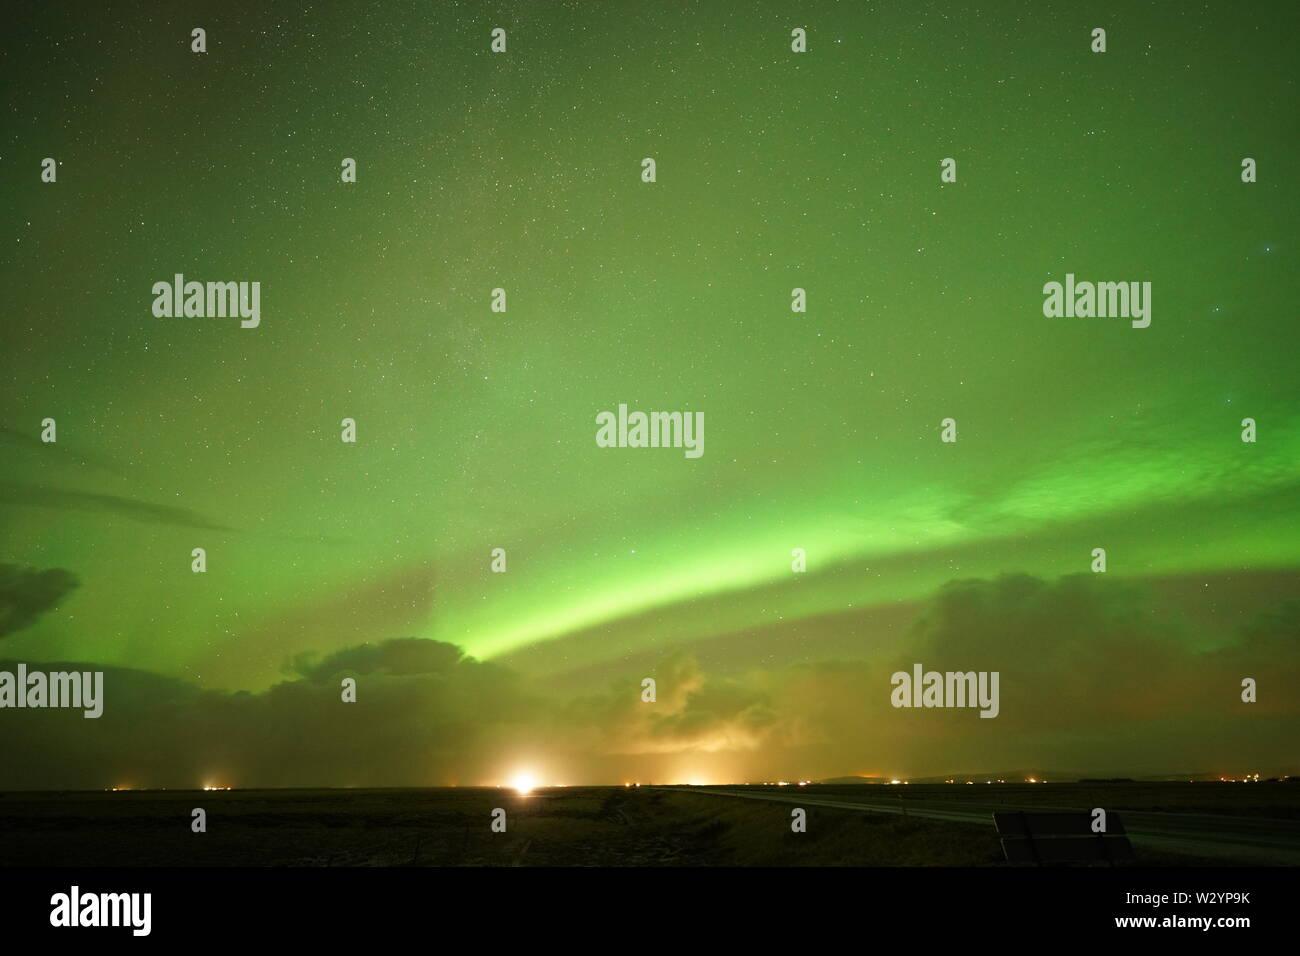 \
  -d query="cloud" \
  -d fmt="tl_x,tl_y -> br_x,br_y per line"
560,652 -> 779,756
0,641 -> 539,790
903,572 -> 1199,726
0,481 -> 234,532
0,563 -> 79,638
1,575 -> 1297,789
0,427 -> 124,475
288,637 -> 473,680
